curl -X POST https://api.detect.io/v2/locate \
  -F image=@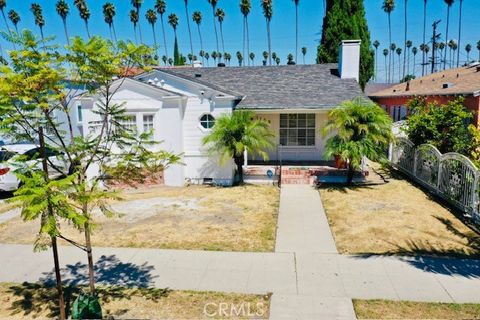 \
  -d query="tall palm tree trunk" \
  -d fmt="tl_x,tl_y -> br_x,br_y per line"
444,6 -> 450,70
185,3 -> 194,62
212,7 -> 219,55
111,23 -> 118,44
457,0 -> 463,67
152,24 -> 158,60
85,20 -> 91,38
243,17 -> 247,66
197,24 -> 204,65
375,48 -> 378,82
267,20 -> 272,65
295,3 -> 298,63
384,55 -> 388,81
160,16 -> 168,58
62,19 -> 70,46
403,0 -> 407,79
422,1 -> 427,76
388,13 -> 392,83
133,24 -> 138,44
219,22 -> 225,57
407,48 -> 410,75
